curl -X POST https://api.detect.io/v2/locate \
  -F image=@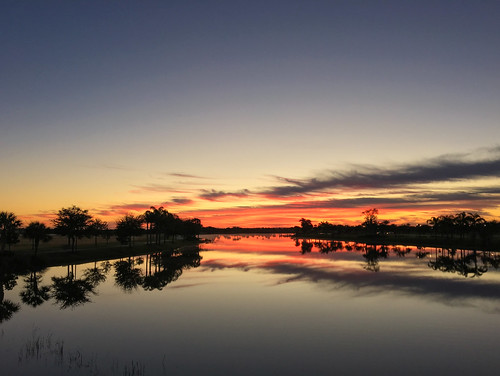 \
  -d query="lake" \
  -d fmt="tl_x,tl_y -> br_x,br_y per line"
1,234 -> 500,375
